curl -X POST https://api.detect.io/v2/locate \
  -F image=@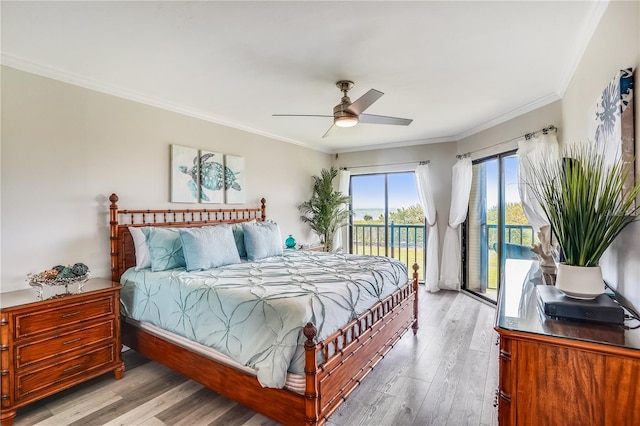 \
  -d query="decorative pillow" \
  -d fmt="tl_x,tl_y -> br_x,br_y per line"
179,225 -> 241,271
242,221 -> 283,261
128,226 -> 151,270
141,227 -> 186,272
232,220 -> 256,258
